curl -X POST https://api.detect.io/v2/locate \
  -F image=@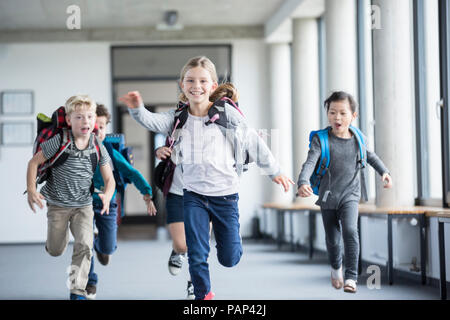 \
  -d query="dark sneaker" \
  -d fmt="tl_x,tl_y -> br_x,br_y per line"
96,251 -> 110,266
70,293 -> 87,300
86,284 -> 97,300
186,281 -> 194,300
168,250 -> 186,276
